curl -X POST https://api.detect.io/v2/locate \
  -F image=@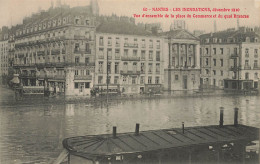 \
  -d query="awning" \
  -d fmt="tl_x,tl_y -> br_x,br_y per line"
11,75 -> 20,84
